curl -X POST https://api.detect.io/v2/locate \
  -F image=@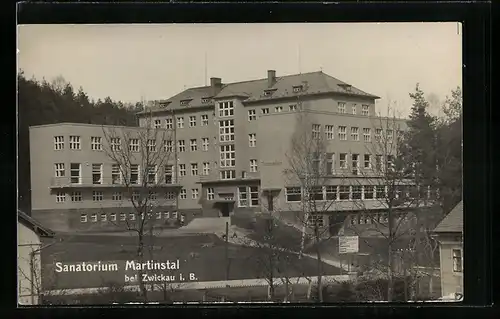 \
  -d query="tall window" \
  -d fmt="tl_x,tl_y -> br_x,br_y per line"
311,152 -> 320,175
238,187 -> 248,207
326,186 -> 337,200
219,120 -> 235,142
179,189 -> 187,200
375,155 -> 383,172
338,102 -> 346,114
80,214 -> 87,223
177,117 -> 184,128
250,186 -> 259,206
339,153 -> 347,169
249,159 -> 258,173
164,165 -> 174,184
71,191 -> 82,202
179,164 -> 186,177
69,136 -> 81,150
326,153 -> 335,175
364,186 -> 374,199
351,154 -> 359,175
92,191 -> 103,202
130,164 -> 139,184
285,187 -> 302,202
70,163 -> 81,184
202,162 -> 210,176
362,104 -> 369,116
178,140 -> 185,152
220,170 -> 236,180
375,129 -> 383,142
207,188 -> 215,200
129,139 -> 139,152
364,154 -> 372,169
147,165 -> 157,184
452,249 -> 463,272
312,124 -> 321,139
339,186 -> 350,200
325,125 -> 334,140
218,101 -> 234,117
201,114 -> 209,126
54,136 -> 64,150
147,139 -> 156,152
54,163 -> 65,177
338,126 -> 347,140
56,192 -> 66,203
91,137 -> 102,151
201,138 -> 209,151
189,116 -> 196,127
248,133 -> 256,147
248,109 -> 256,121
190,139 -> 197,152
92,164 -> 103,184
165,118 -> 173,129
164,140 -> 173,152
375,186 -> 386,199
110,137 -> 121,151
352,186 -> 362,200
363,128 -> 371,142
154,119 -> 161,128
191,163 -> 198,176
166,192 -> 176,200
351,127 -> 359,141
220,144 -> 236,168
191,189 -> 199,199
352,104 -> 357,115
112,192 -> 122,201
